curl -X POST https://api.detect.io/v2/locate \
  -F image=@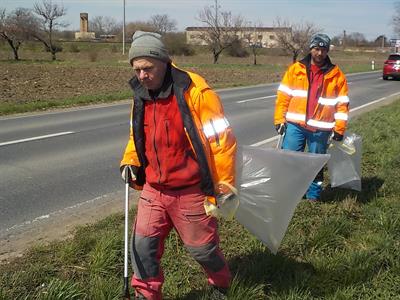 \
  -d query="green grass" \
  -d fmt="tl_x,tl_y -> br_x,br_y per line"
0,91 -> 132,115
339,63 -> 380,74
1,98 -> 399,299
